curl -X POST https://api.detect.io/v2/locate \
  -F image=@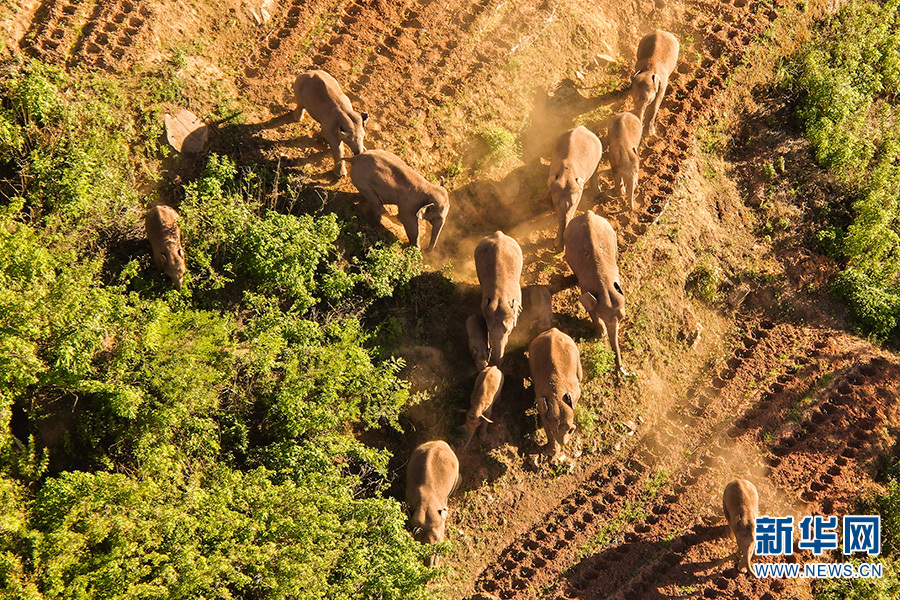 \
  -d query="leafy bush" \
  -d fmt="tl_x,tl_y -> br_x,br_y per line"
783,0 -> 900,339
0,59 -> 435,599
0,60 -> 137,227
